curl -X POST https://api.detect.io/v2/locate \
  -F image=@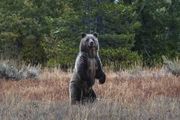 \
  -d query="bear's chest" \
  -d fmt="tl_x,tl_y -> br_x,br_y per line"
87,58 -> 97,78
